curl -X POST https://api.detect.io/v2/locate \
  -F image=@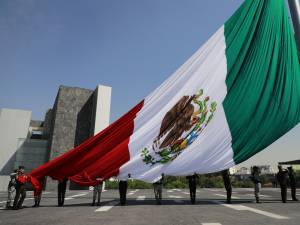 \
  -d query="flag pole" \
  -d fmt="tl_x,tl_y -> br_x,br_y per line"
287,0 -> 300,55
